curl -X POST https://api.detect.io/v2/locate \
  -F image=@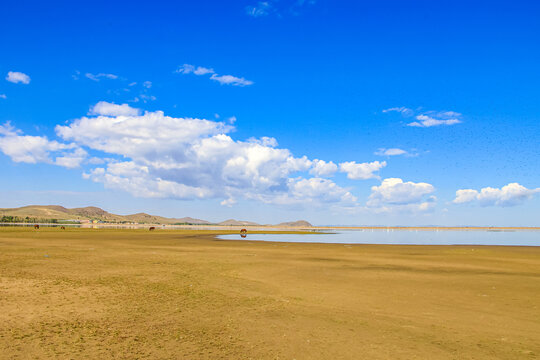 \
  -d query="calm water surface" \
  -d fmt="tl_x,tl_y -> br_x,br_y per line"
217,230 -> 540,246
